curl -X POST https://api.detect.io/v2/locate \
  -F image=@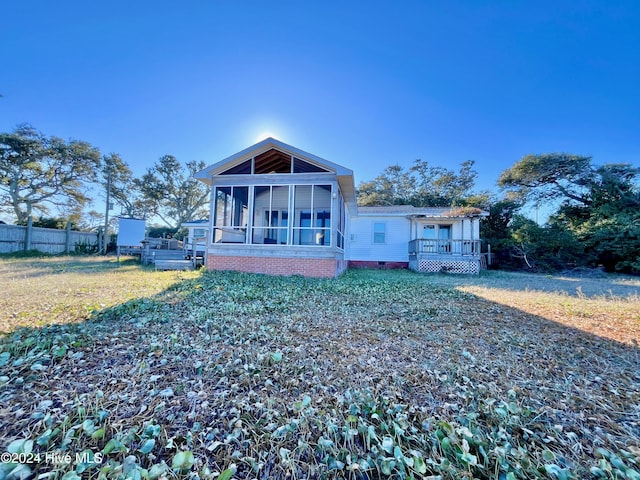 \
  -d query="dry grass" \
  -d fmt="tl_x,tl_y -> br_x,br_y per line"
426,270 -> 640,346
0,255 -> 200,333
0,257 -> 638,479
